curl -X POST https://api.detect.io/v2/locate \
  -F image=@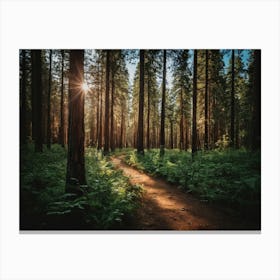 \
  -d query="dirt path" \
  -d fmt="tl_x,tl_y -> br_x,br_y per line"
111,156 -> 248,230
